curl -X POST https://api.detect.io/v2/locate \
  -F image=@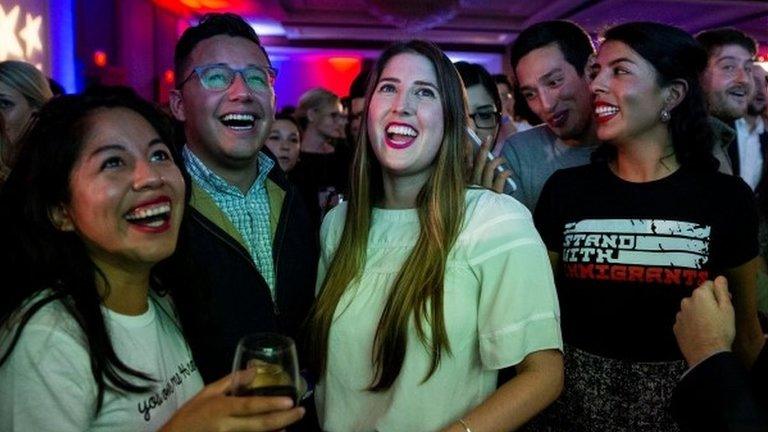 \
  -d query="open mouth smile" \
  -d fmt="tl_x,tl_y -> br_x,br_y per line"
220,112 -> 259,131
124,197 -> 172,233
727,88 -> 748,102
594,101 -> 620,124
385,123 -> 418,149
